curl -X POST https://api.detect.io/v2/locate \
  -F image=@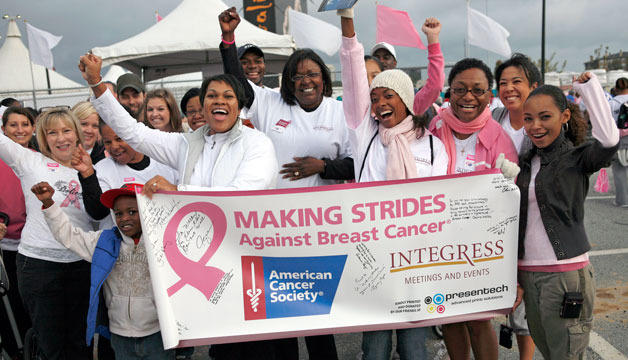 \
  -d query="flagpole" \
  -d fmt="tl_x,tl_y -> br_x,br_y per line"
464,0 -> 470,58
24,20 -> 39,109
541,0 -> 546,79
